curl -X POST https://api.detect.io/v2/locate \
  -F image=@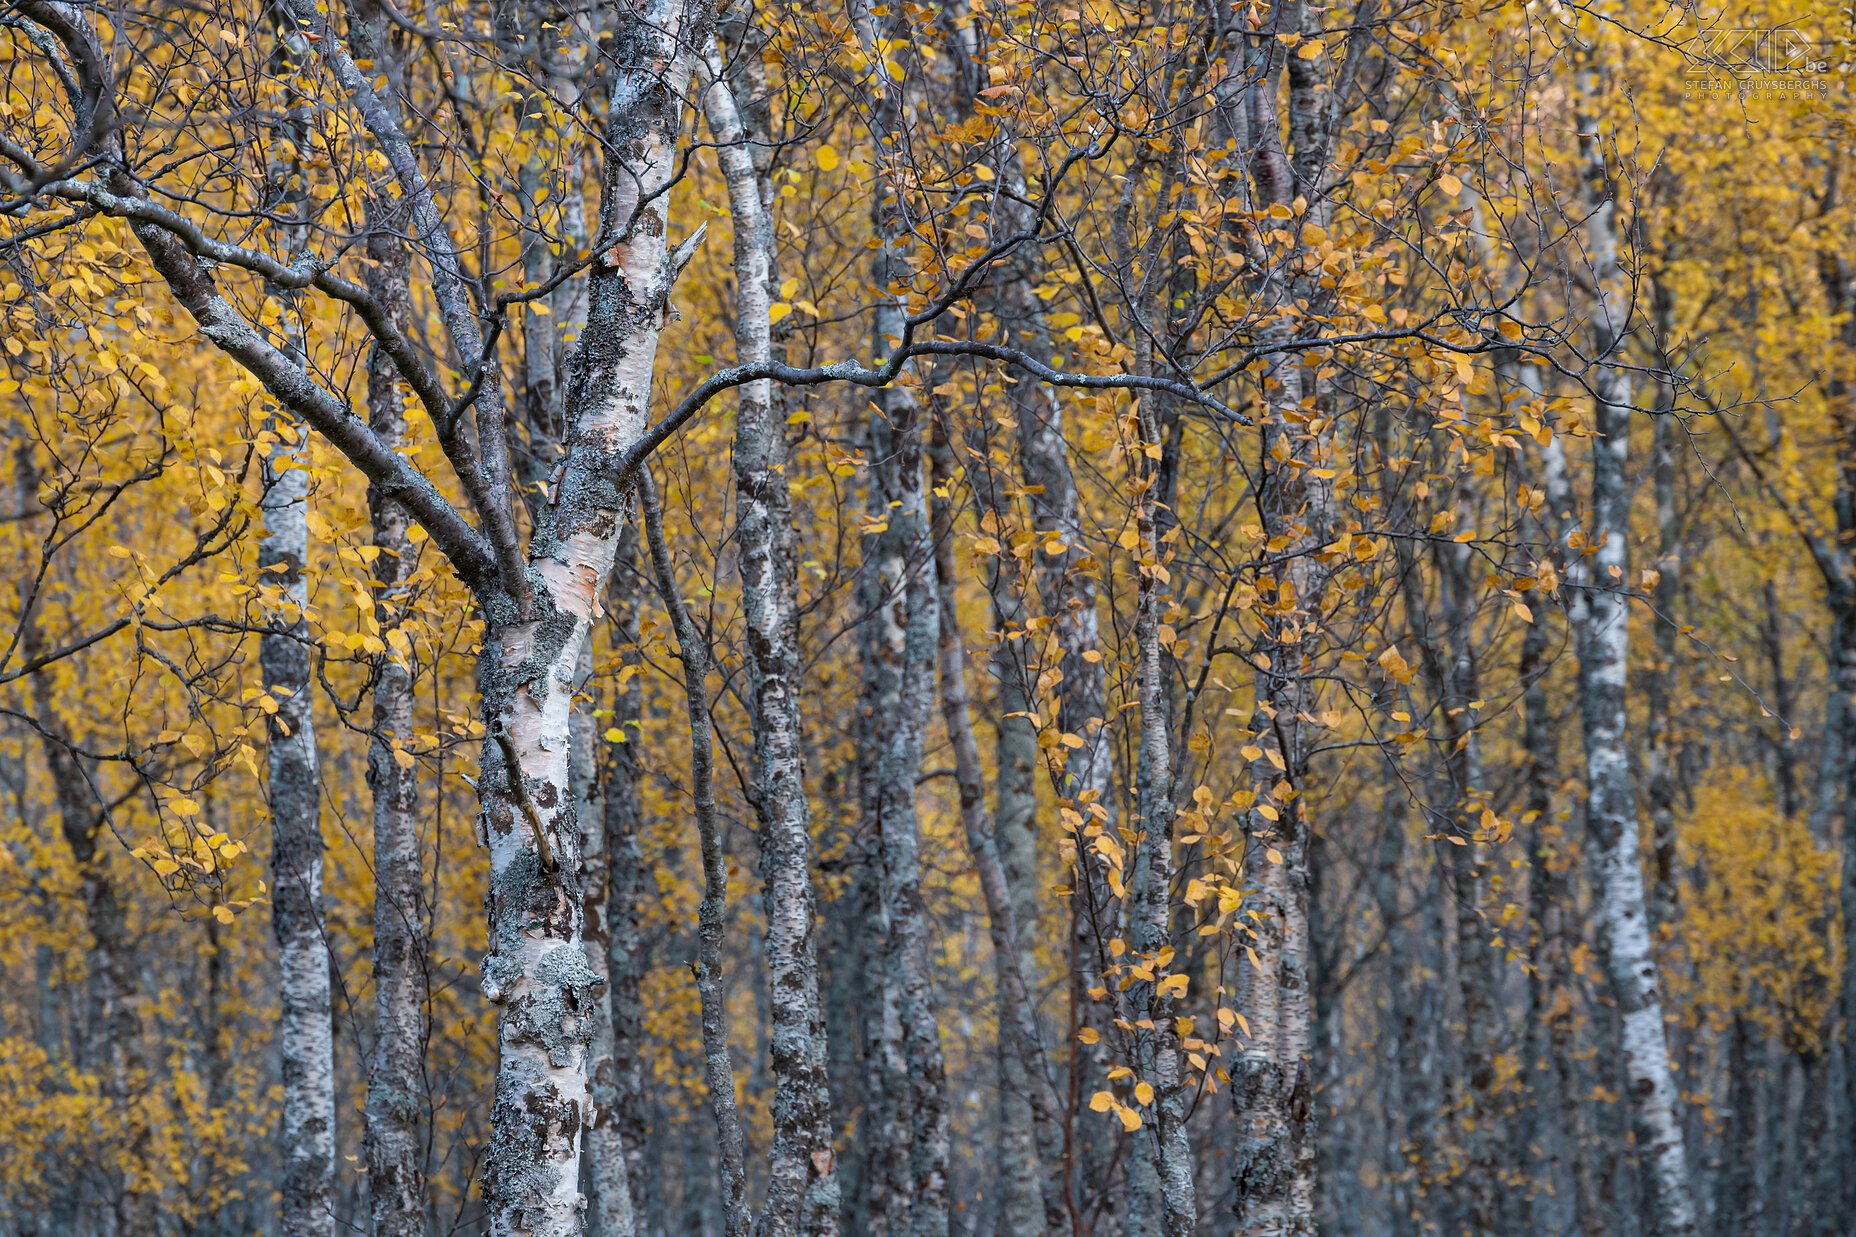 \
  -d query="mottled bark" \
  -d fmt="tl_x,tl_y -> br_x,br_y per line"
1574,87 -> 1697,1237
1124,383 -> 1194,1237
469,3 -> 705,1230
264,427 -> 333,1237
347,6 -> 427,1231
575,595 -> 637,1237
1230,45 -> 1325,1237
1371,789 -> 1424,1237
1401,526 -> 1498,1237
861,209 -> 950,1237
850,7 -> 950,1229
710,25 -> 841,1236
640,473 -> 749,1237
260,51 -> 334,1220
602,527 -> 651,1237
